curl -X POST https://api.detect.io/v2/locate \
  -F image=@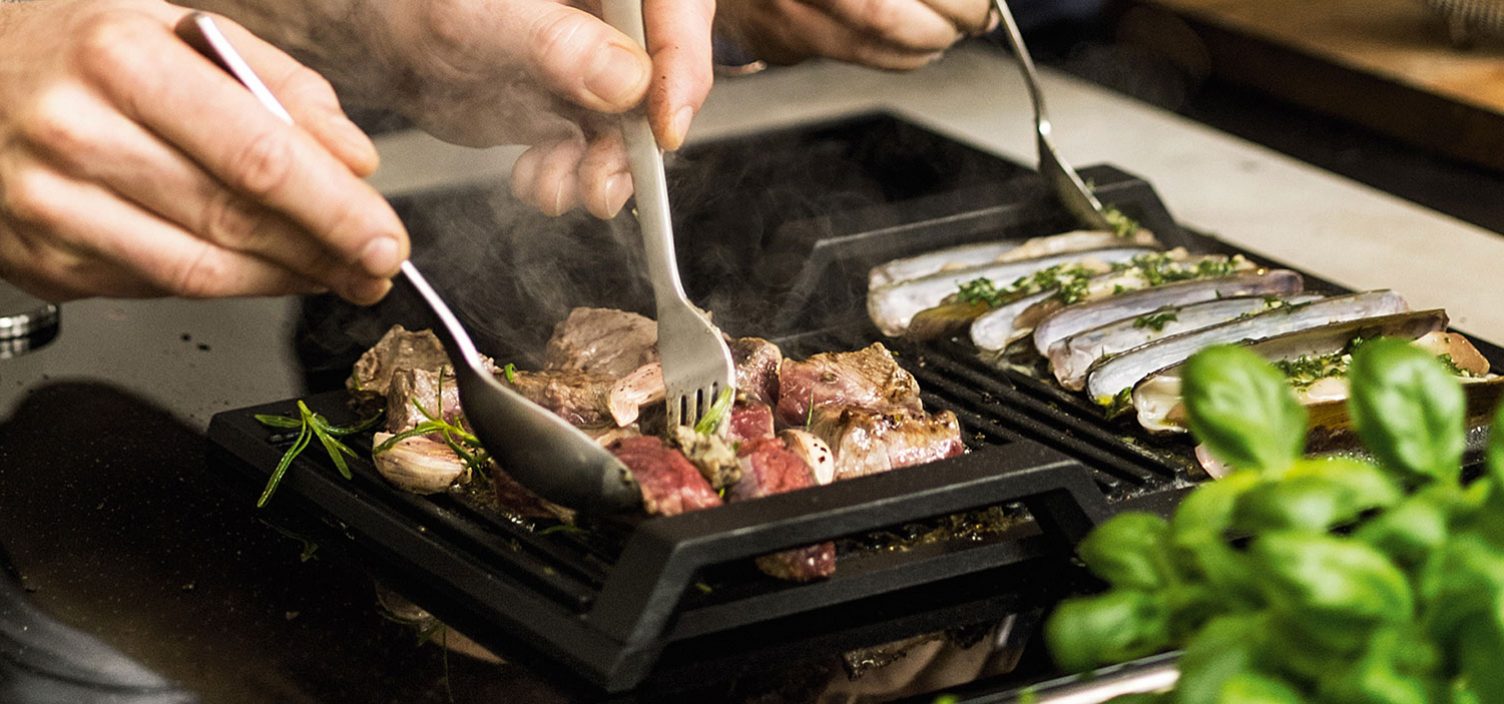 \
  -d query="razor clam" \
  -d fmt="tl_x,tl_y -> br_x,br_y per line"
1132,309 -> 1449,433
1032,269 -> 1305,357
867,229 -> 1159,288
1051,292 -> 1322,391
970,250 -> 1245,353
1085,290 -> 1409,408
866,246 -> 1155,337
